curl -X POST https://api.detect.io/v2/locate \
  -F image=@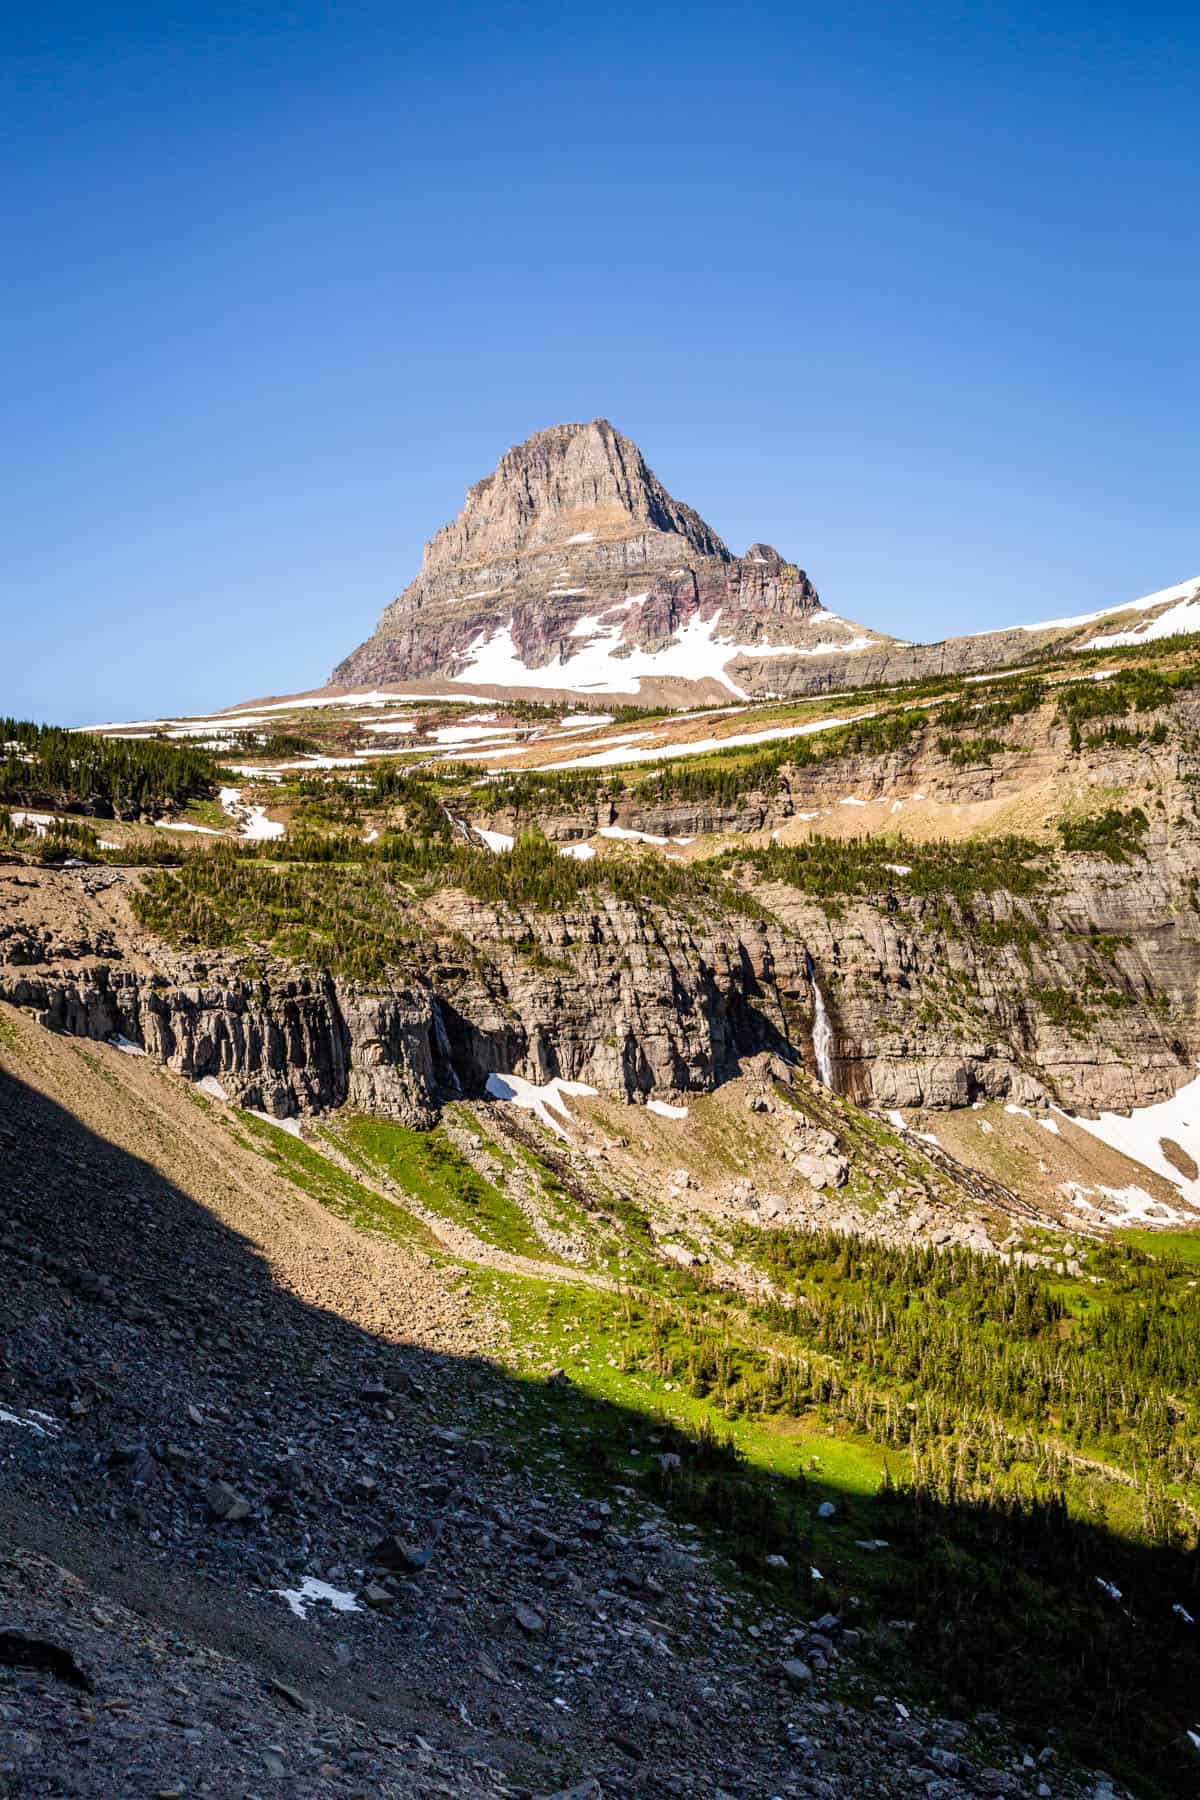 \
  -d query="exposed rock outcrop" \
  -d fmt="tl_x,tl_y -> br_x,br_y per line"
333,419 -> 845,697
330,418 -> 1198,703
